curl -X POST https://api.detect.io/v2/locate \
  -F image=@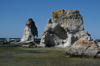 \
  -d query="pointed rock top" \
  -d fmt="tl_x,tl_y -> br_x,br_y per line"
26,18 -> 34,25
